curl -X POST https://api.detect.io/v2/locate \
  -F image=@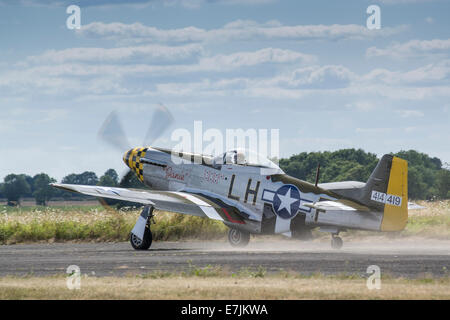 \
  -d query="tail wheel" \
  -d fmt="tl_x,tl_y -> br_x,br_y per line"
228,228 -> 250,247
331,236 -> 343,250
130,227 -> 152,250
